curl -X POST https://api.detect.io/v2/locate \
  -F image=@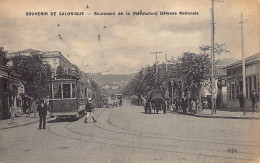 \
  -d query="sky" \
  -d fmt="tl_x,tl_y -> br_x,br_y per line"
0,0 -> 259,74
